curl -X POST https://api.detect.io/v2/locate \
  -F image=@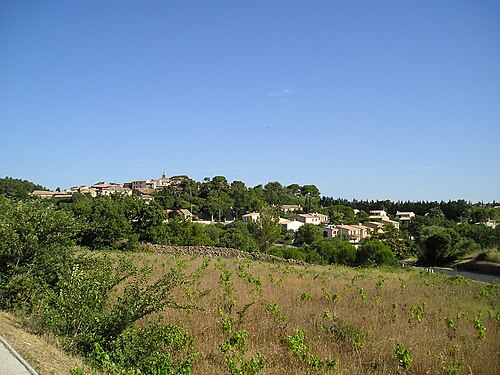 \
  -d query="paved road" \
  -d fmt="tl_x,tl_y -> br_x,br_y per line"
410,265 -> 499,283
0,336 -> 36,375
